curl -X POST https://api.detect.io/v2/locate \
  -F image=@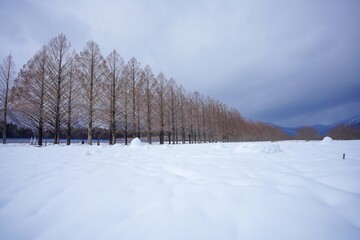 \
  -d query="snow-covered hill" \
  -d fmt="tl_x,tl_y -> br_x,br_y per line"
1,140 -> 360,240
